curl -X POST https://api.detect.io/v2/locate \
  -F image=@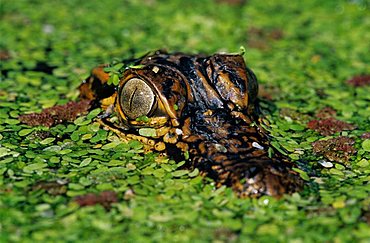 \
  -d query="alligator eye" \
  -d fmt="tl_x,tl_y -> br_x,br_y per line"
119,78 -> 156,120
